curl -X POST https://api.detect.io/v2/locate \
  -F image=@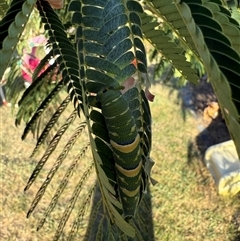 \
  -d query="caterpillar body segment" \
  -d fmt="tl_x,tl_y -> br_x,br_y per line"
111,138 -> 141,170
100,89 -> 137,145
97,88 -> 143,218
